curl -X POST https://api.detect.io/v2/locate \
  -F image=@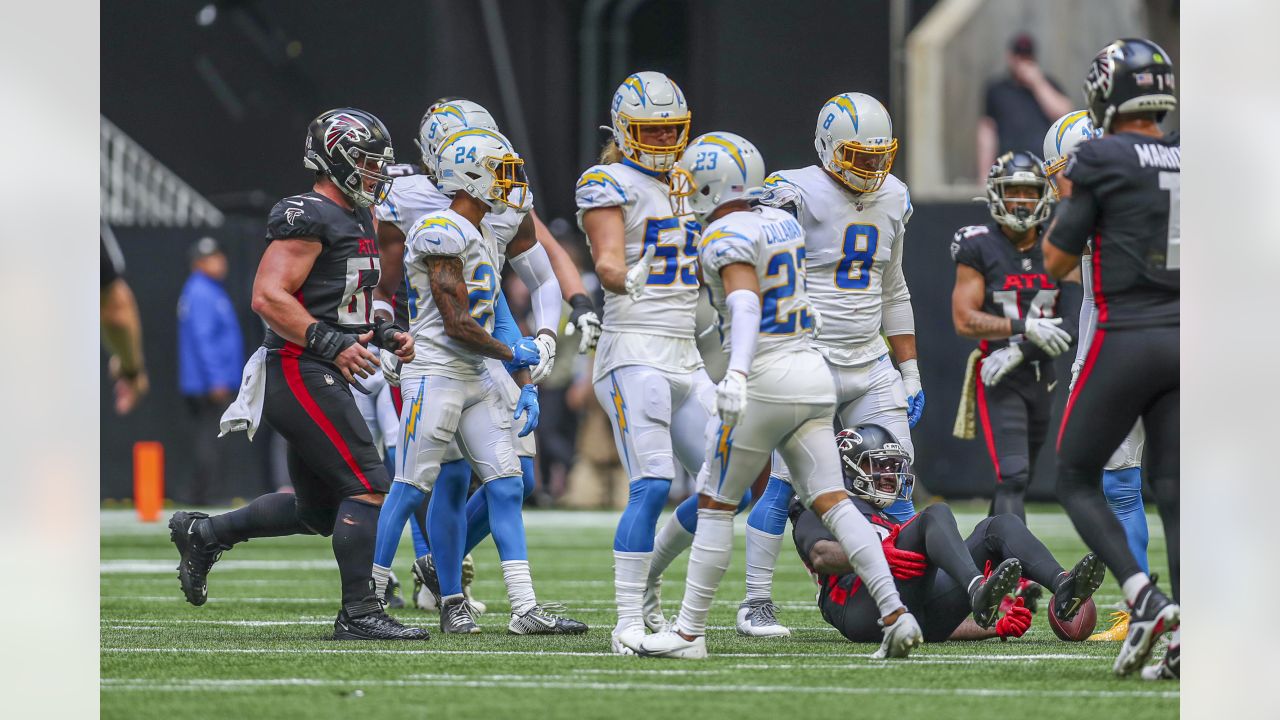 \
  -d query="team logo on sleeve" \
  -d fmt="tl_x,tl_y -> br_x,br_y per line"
285,208 -> 304,225
323,112 -> 372,153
